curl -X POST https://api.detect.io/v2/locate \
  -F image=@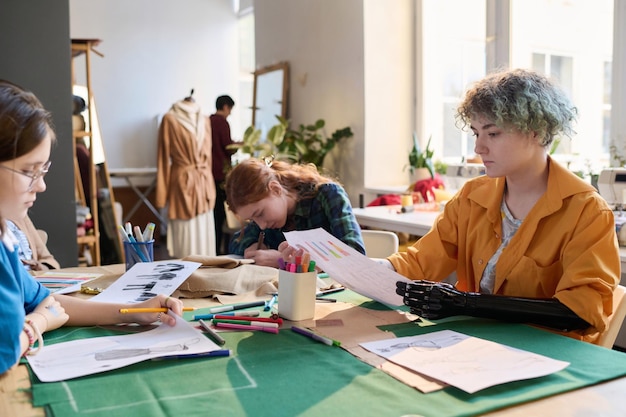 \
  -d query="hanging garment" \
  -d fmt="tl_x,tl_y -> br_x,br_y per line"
156,100 -> 216,258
